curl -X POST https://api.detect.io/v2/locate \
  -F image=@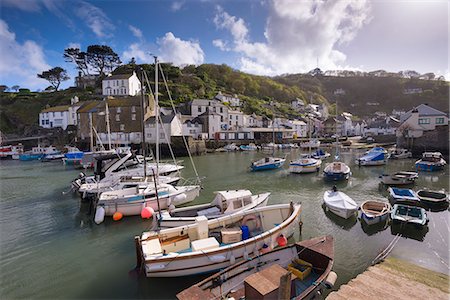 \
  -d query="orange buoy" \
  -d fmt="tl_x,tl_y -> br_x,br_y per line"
141,207 -> 154,219
113,212 -> 123,221
277,234 -> 288,247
